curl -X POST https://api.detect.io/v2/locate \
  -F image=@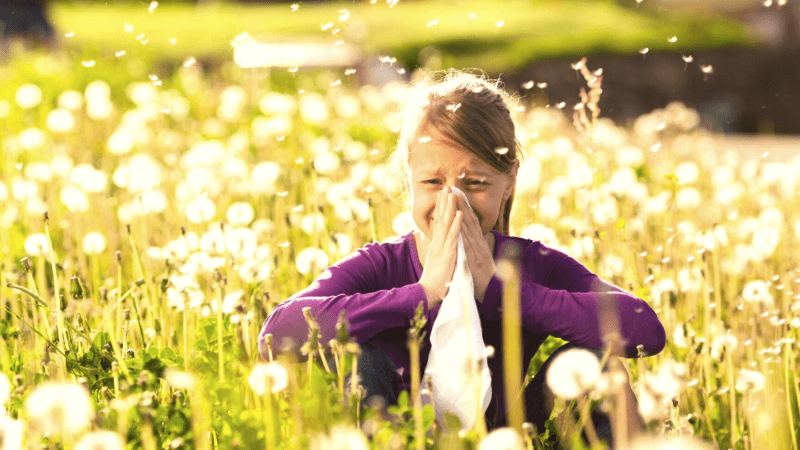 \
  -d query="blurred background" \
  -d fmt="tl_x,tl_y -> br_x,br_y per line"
2,0 -> 800,138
